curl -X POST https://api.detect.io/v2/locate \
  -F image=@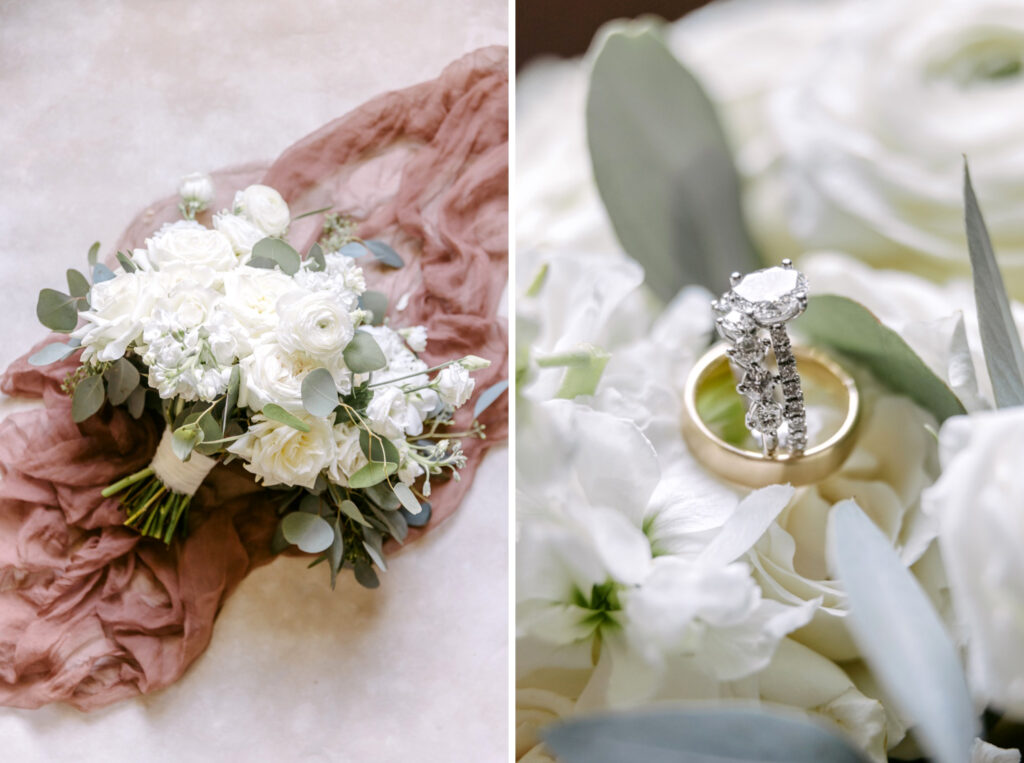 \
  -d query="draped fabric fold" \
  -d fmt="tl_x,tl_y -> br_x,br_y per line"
0,45 -> 508,710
